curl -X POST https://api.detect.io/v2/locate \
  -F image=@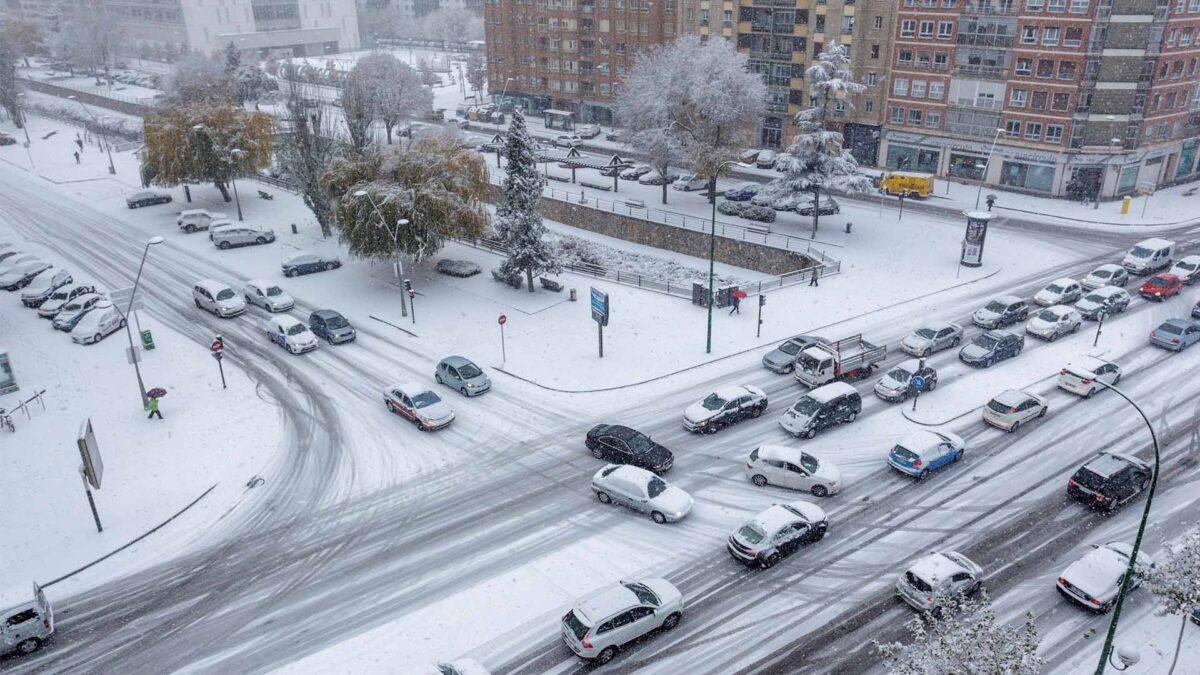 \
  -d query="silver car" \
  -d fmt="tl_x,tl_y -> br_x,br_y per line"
242,279 -> 295,312
591,463 -> 693,524
1081,264 -> 1129,290
211,223 -> 276,249
896,551 -> 983,611
435,355 -> 491,396
1025,305 -> 1082,341
0,583 -> 54,656
52,293 -> 104,331
761,335 -> 817,373
900,321 -> 963,357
